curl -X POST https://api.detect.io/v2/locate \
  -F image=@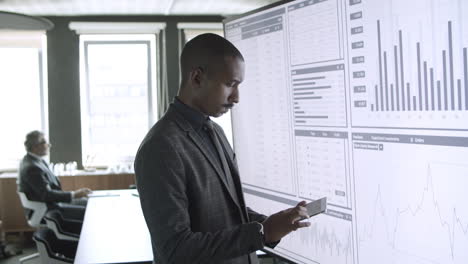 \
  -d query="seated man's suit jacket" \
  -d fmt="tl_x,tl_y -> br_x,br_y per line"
135,104 -> 267,264
18,153 -> 72,209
